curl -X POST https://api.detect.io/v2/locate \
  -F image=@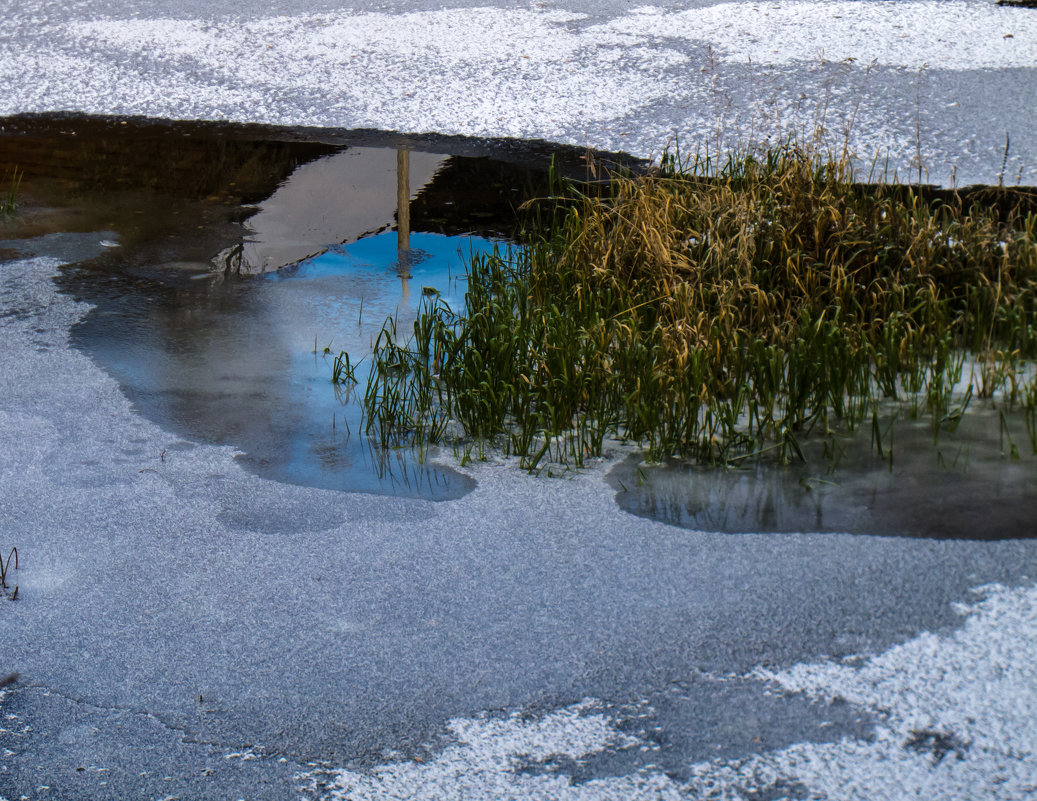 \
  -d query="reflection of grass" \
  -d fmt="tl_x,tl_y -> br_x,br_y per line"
357,145 -> 1037,471
332,350 -> 361,385
1,167 -> 21,216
